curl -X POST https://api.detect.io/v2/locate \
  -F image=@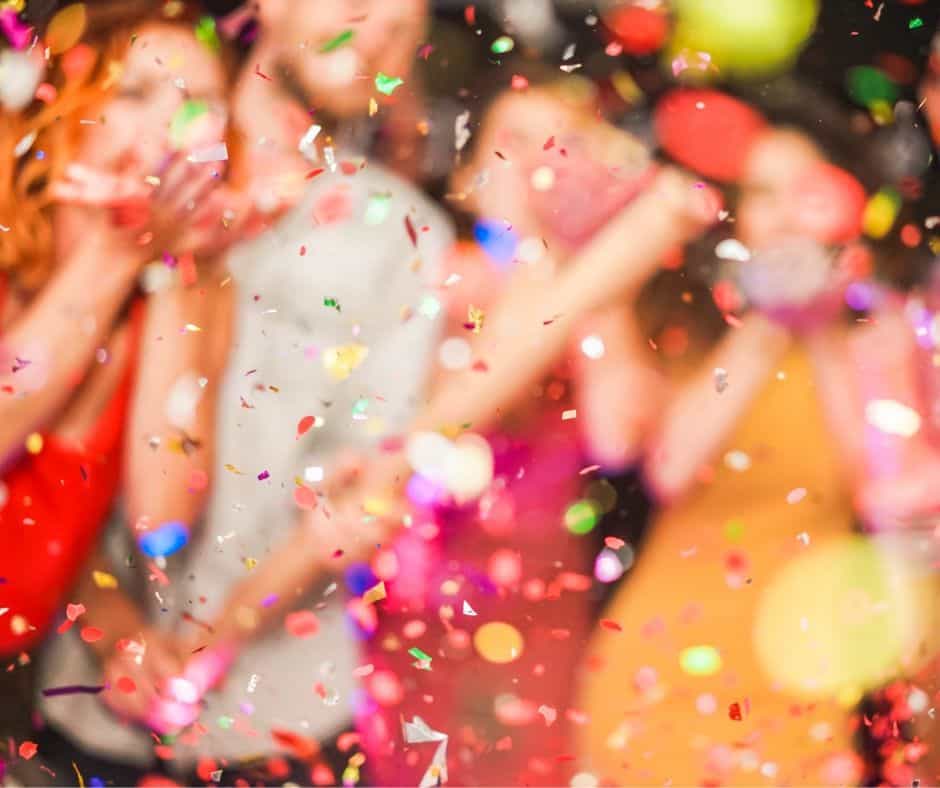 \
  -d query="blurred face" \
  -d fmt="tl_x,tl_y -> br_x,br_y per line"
77,23 -> 226,175
456,86 -> 651,244
259,0 -> 427,118
736,130 -> 823,249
